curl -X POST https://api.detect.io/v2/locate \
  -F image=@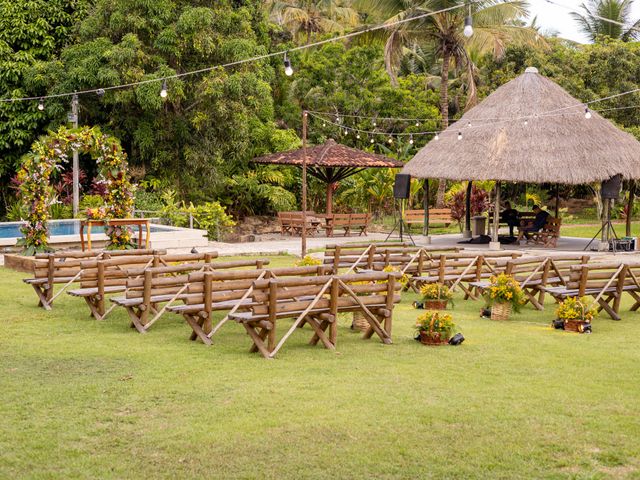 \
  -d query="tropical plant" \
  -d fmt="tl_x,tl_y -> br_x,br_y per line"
222,168 -> 297,217
358,0 -> 542,205
483,273 -> 525,312
571,0 -> 640,41
192,202 -> 235,241
415,310 -> 456,337
267,0 -> 361,44
448,184 -> 489,231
